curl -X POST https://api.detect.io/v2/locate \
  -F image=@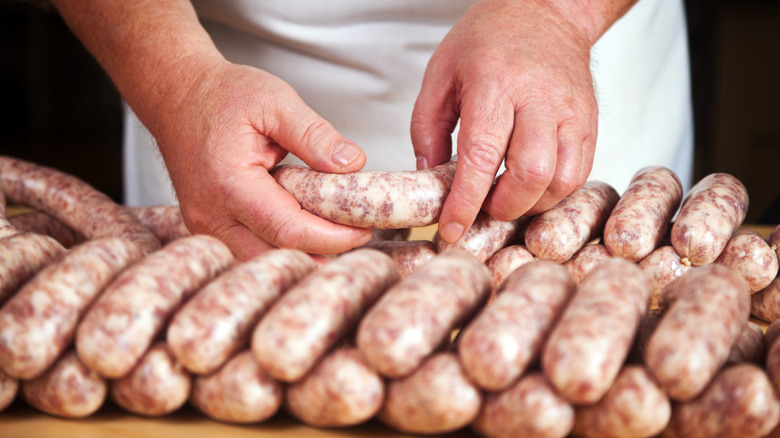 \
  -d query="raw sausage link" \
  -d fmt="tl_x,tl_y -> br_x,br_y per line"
364,239 -> 437,278
356,250 -> 490,378
727,320 -> 765,365
434,211 -> 529,262
458,261 -> 576,391
126,205 -> 190,245
7,210 -> 83,247
751,276 -> 780,323
486,244 -> 535,300
0,155 -> 161,253
563,243 -> 613,285
670,172 -> 749,266
168,249 -> 315,375
0,237 -> 145,379
0,232 -> 65,306
285,347 -> 384,427
272,158 -> 457,228
645,264 -> 750,401
21,350 -> 107,418
470,371 -> 574,438
715,229 -> 779,293
661,363 -> 780,438
603,166 -> 683,261
76,235 -> 234,378
638,245 -> 691,310
572,364 -> 671,438
377,352 -> 483,435
766,318 -> 780,393
0,369 -> 18,412
110,342 -> 191,416
524,180 -> 620,263
252,248 -> 398,382
541,258 -> 650,404
769,223 -> 780,260
190,350 -> 282,424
